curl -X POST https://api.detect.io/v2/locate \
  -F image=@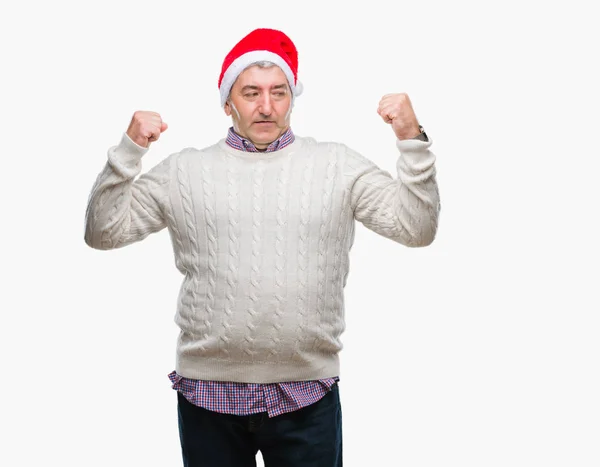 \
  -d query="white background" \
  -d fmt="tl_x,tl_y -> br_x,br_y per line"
1,0 -> 599,466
